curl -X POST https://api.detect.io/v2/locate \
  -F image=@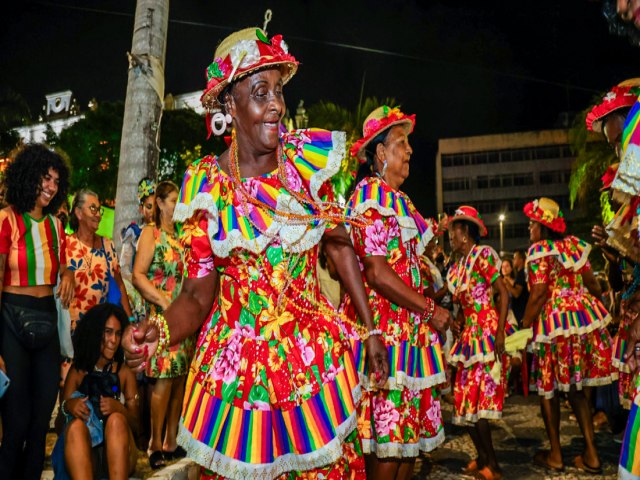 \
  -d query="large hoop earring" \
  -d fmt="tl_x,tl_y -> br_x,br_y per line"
210,112 -> 233,136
